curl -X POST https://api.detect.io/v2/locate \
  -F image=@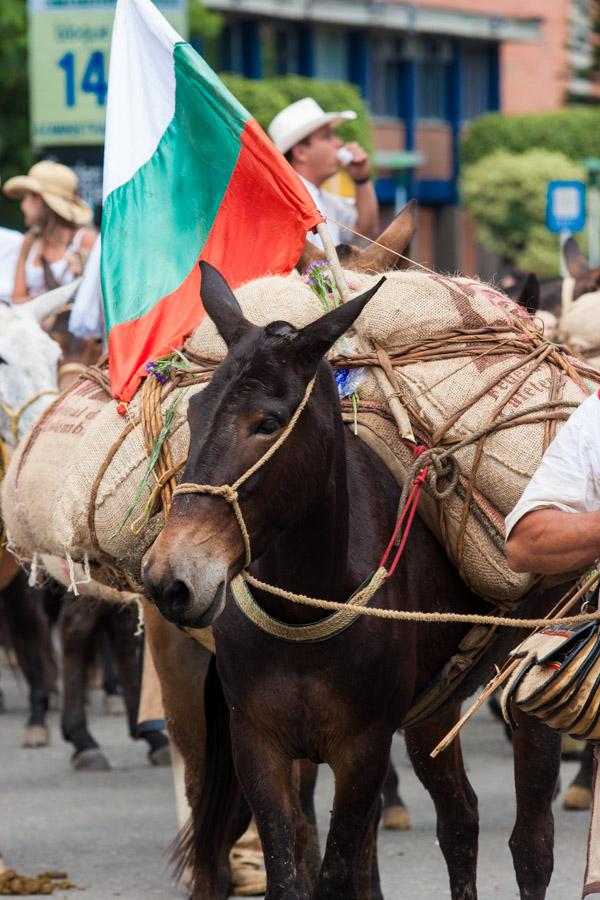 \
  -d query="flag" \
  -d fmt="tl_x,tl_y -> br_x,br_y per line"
102,0 -> 324,401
